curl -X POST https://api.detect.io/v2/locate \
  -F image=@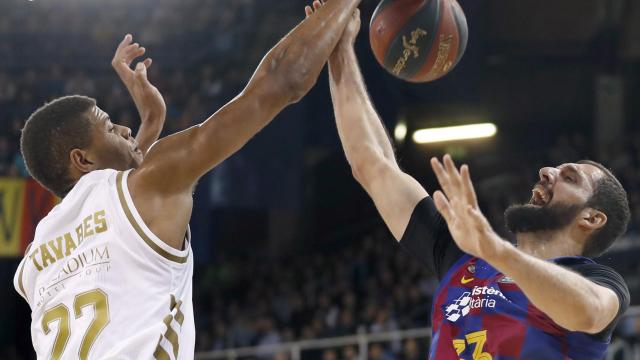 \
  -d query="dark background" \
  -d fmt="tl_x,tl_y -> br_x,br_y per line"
1,0 -> 640,358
